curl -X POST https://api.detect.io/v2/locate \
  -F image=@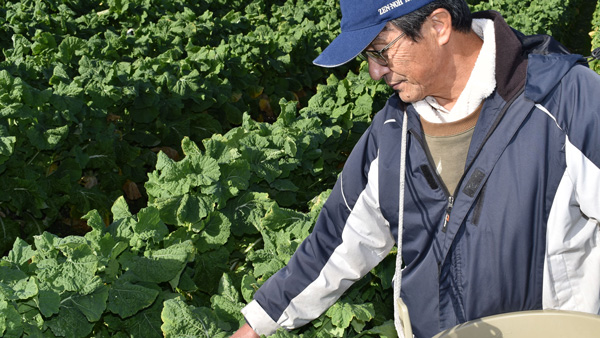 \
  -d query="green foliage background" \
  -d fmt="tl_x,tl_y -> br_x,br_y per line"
0,0 -> 598,337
